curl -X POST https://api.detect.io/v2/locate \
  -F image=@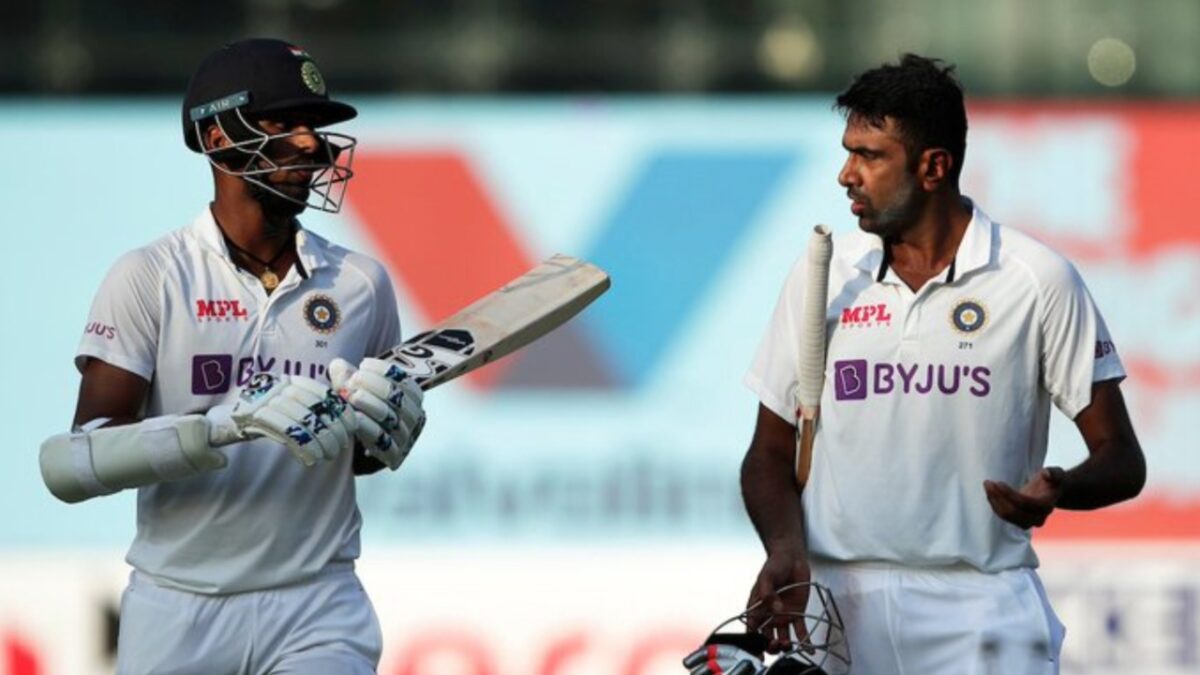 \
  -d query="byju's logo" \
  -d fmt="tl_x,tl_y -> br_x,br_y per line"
191,354 -> 328,395
192,354 -> 233,395
83,321 -> 116,340
840,304 -> 893,327
833,359 -> 991,400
